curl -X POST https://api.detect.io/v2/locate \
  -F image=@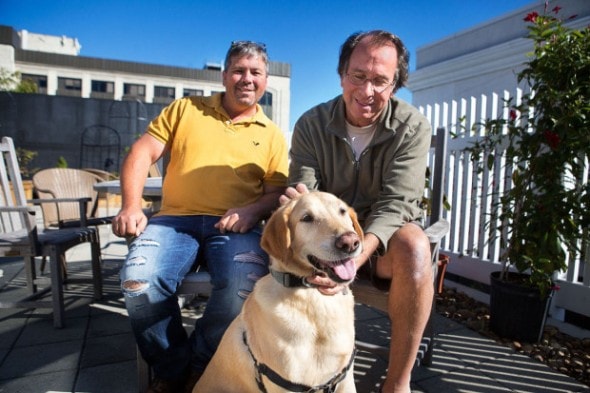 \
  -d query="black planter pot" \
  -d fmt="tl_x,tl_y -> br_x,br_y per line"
489,271 -> 553,343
